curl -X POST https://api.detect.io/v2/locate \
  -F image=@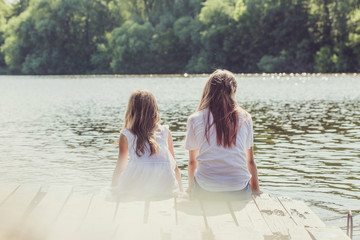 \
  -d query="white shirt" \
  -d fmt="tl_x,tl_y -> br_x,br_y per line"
185,109 -> 253,191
